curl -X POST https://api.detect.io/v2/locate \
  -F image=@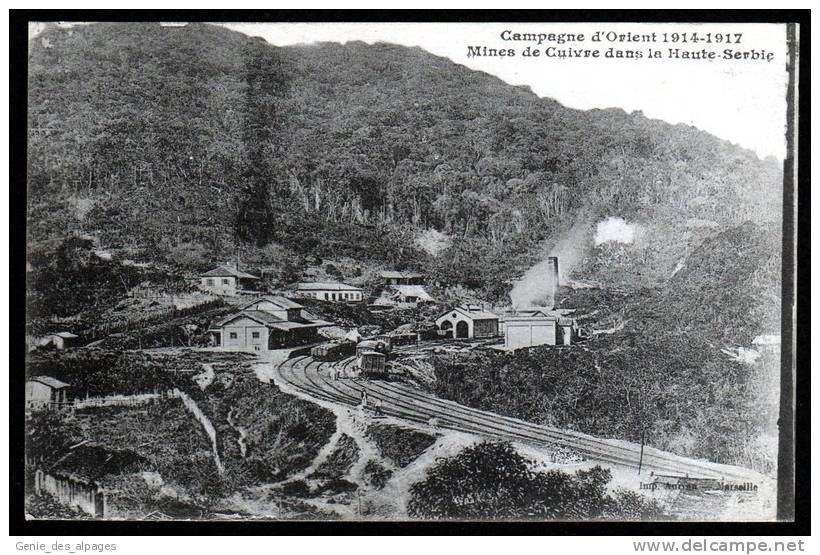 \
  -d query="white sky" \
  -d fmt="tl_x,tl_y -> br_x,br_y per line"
222,22 -> 790,160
